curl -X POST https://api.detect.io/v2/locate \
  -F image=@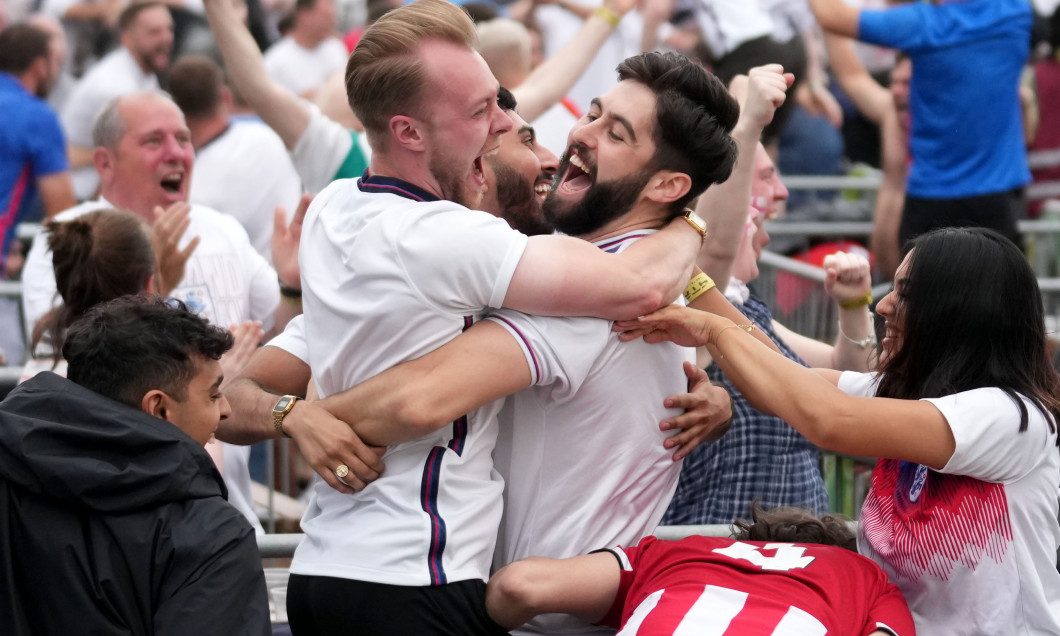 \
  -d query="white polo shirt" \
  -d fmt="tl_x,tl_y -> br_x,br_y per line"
290,174 -> 528,586
488,230 -> 694,635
